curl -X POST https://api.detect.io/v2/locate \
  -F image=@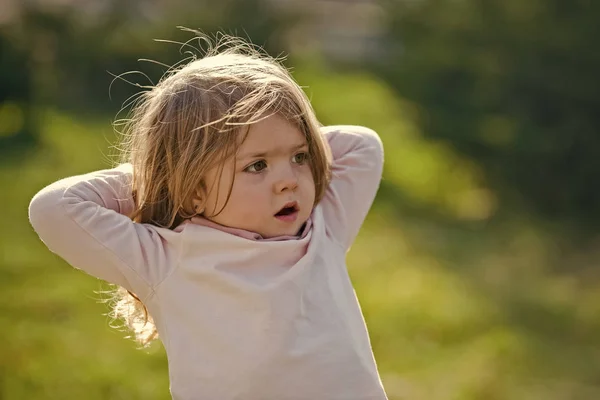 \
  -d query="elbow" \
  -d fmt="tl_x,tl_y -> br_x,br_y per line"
356,126 -> 384,171
28,186 -> 64,241
29,190 -> 51,237
322,124 -> 384,171
363,126 -> 384,151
